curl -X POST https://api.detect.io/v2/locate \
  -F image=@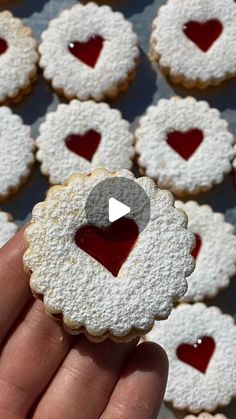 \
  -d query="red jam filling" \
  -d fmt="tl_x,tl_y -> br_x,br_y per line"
191,234 -> 202,260
68,35 -> 104,67
75,218 -> 139,277
176,336 -> 215,373
0,38 -> 8,55
167,129 -> 203,160
183,19 -> 223,52
65,130 -> 101,162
